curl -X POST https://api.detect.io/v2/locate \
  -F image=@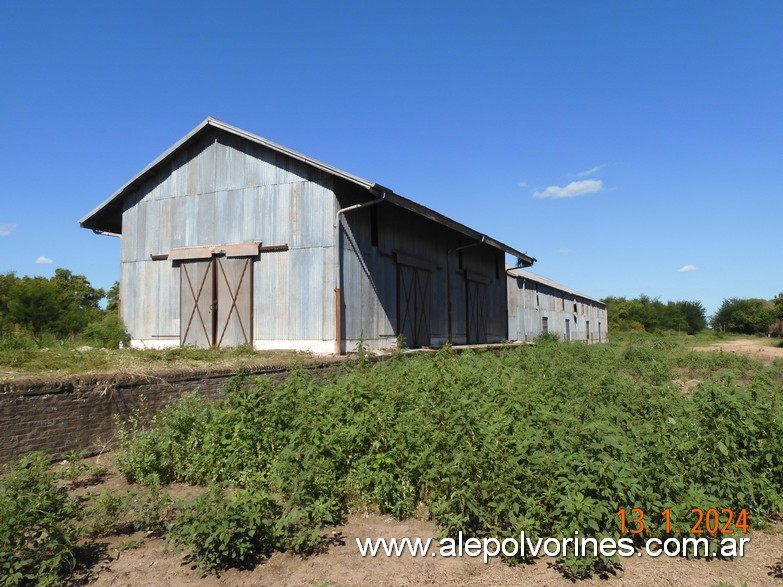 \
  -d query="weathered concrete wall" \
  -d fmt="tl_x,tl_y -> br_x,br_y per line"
0,365 -> 324,463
